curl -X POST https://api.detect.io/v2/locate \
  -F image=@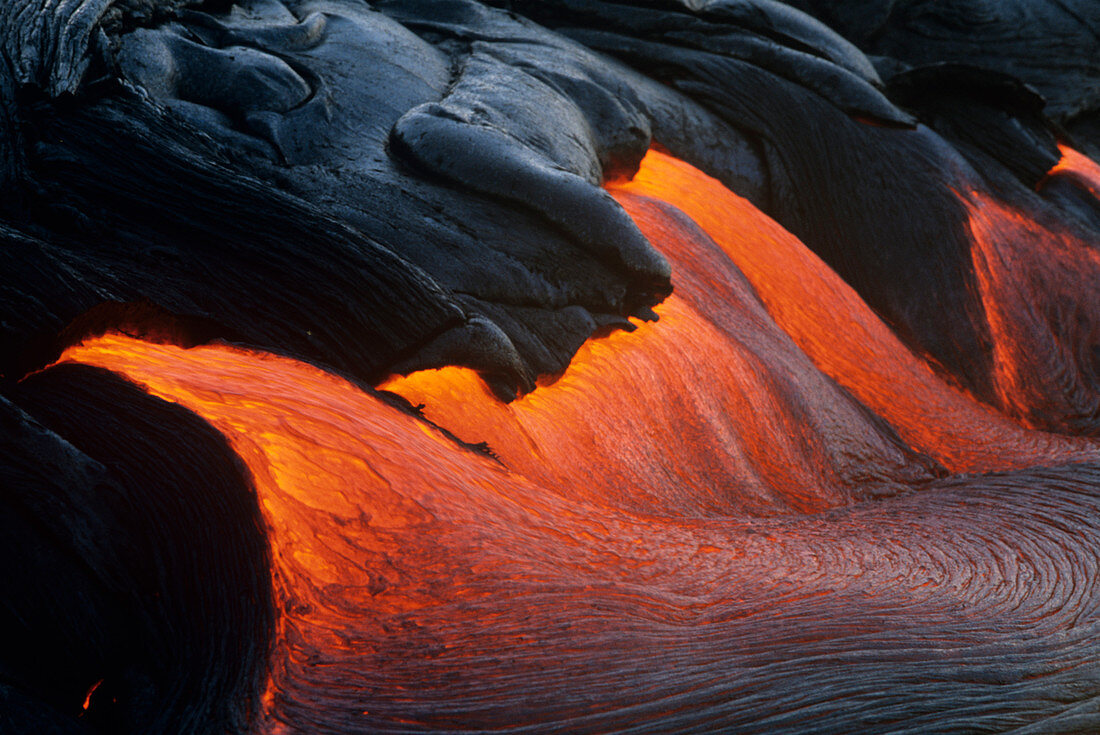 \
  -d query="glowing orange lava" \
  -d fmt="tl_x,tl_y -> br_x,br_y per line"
385,150 -> 1097,474
56,330 -> 1100,731
1040,142 -> 1100,200
960,144 -> 1100,434
56,332 -> 862,730
81,679 -> 102,713
52,149 -> 1100,730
